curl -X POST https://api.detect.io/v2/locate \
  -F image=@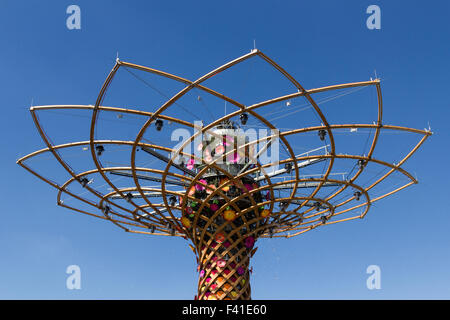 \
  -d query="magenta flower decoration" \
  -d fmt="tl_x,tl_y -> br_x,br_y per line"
227,152 -> 240,164
215,144 -> 225,155
199,270 -> 205,278
237,266 -> 245,275
210,203 -> 219,212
